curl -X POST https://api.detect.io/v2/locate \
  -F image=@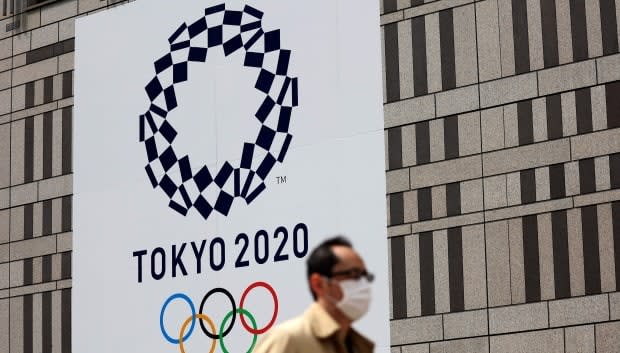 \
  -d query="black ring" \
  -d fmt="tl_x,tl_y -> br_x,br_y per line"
198,287 -> 237,339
